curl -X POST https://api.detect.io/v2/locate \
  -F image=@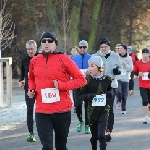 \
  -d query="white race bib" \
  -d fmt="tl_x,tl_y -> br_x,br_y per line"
142,72 -> 149,80
92,94 -> 106,106
41,88 -> 60,103
80,69 -> 87,77
120,68 -> 126,75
